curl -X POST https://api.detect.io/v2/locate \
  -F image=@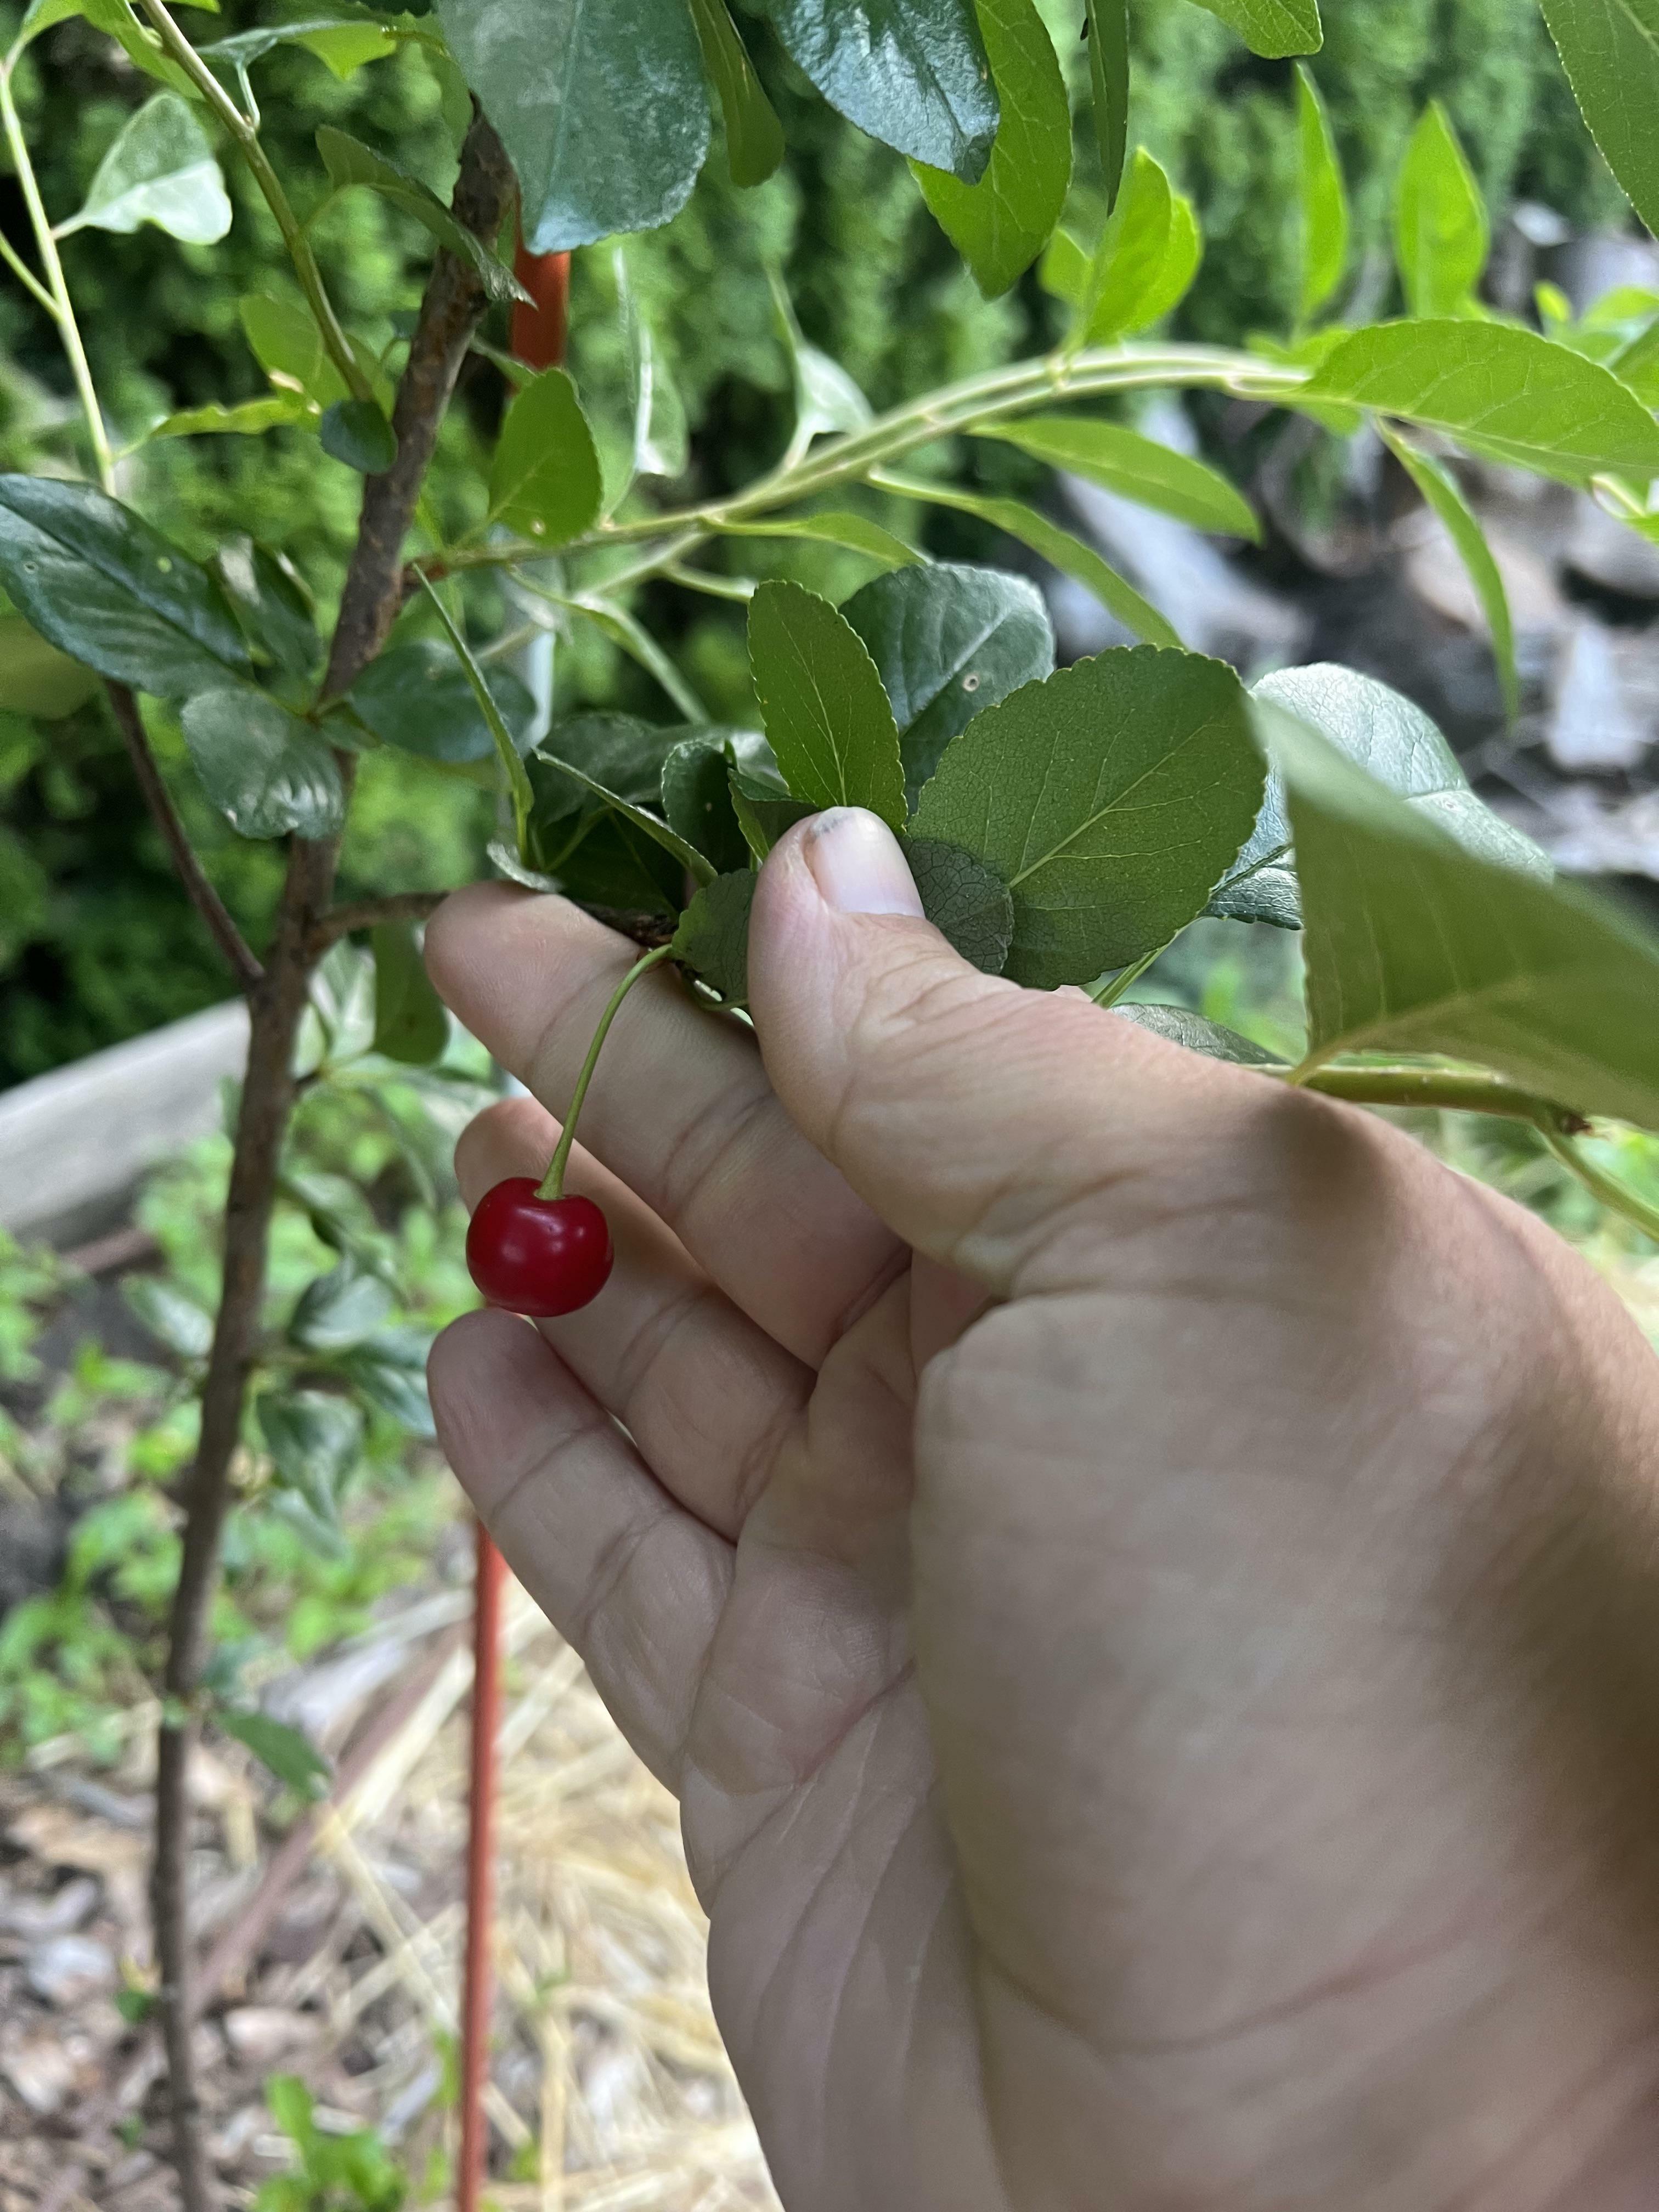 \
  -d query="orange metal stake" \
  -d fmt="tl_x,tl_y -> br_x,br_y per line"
456,236 -> 570,2212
